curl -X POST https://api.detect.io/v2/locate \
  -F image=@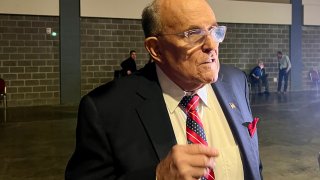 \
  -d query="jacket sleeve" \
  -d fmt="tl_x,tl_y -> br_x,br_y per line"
65,95 -> 157,180
65,95 -> 117,179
